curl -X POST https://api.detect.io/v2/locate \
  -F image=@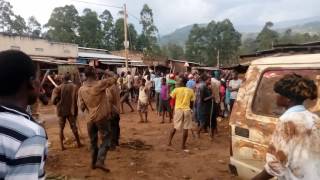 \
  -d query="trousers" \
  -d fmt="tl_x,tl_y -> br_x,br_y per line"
87,120 -> 111,166
110,113 -> 120,147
